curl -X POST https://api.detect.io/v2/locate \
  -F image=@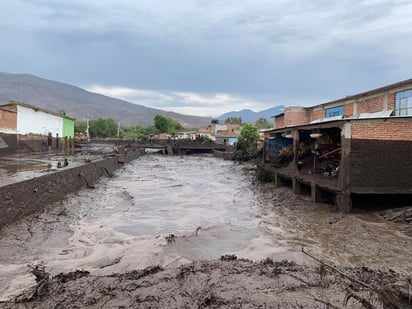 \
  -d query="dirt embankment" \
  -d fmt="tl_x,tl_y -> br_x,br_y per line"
1,255 -> 410,309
